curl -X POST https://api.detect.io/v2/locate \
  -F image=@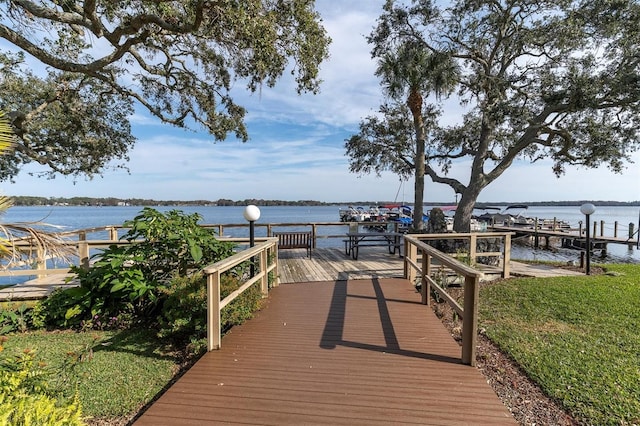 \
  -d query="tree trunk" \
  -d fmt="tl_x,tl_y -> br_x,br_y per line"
413,137 -> 425,231
408,90 -> 425,231
453,185 -> 482,232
